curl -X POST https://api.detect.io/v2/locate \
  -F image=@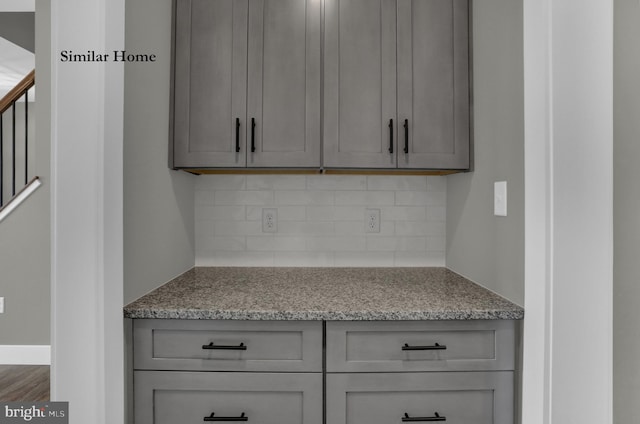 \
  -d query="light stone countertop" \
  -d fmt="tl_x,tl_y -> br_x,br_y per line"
123,267 -> 524,320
